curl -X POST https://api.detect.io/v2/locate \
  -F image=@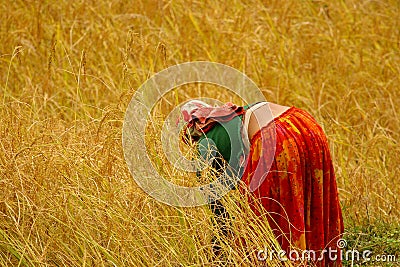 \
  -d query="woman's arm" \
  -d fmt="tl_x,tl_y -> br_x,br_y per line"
198,137 -> 241,195
197,137 -> 232,256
